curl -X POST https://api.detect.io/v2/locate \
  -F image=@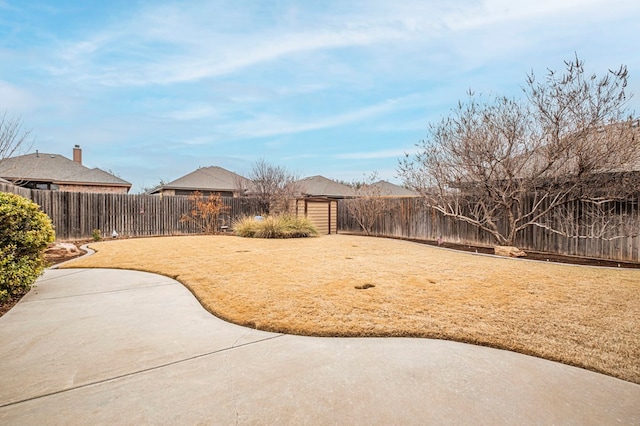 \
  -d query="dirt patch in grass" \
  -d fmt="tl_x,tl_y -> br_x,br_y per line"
61,235 -> 640,383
